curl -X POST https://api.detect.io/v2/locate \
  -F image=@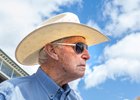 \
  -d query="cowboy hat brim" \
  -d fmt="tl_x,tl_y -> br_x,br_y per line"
16,22 -> 109,65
